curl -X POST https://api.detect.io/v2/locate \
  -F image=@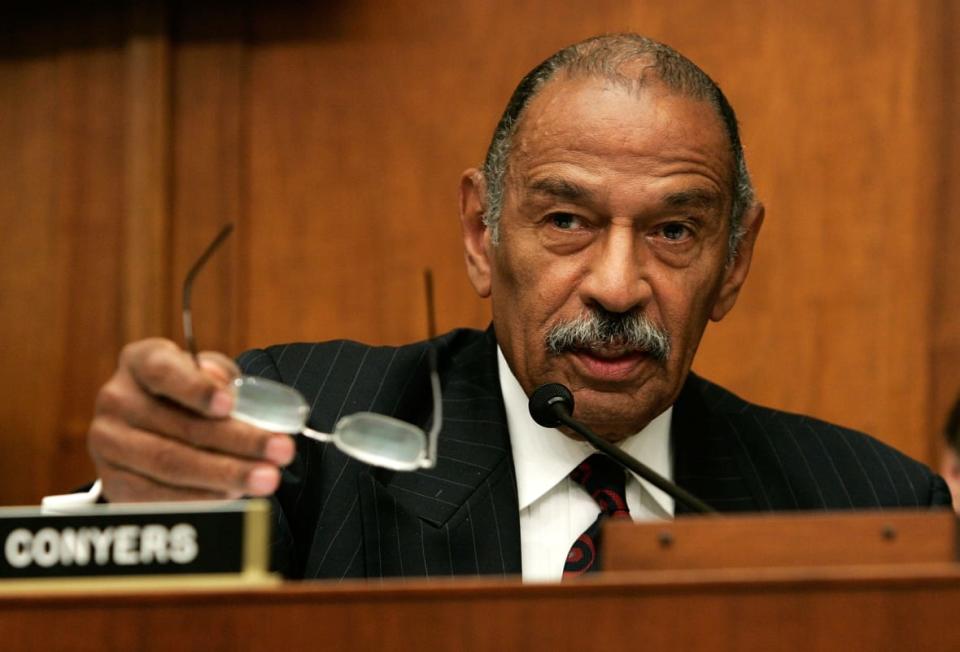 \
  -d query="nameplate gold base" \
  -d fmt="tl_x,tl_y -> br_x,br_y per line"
0,499 -> 274,590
